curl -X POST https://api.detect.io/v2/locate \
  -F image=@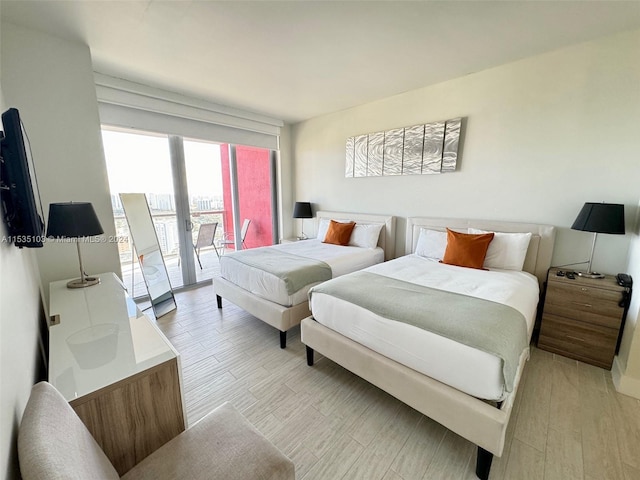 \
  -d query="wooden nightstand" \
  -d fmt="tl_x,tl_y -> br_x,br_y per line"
538,267 -> 629,369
